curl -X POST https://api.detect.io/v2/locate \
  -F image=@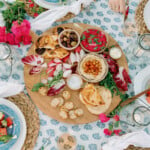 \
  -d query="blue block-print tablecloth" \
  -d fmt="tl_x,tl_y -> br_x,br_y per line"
0,0 -> 150,149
